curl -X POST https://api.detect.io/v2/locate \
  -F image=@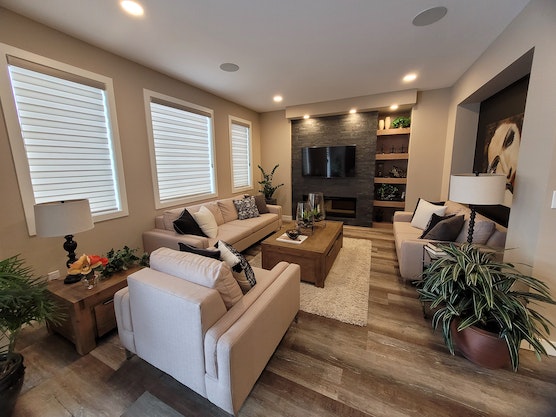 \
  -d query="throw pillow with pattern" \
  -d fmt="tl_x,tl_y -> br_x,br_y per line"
216,240 -> 256,293
233,196 -> 260,220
